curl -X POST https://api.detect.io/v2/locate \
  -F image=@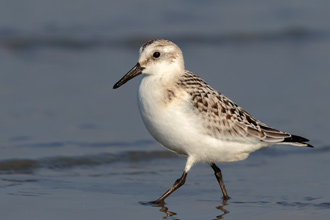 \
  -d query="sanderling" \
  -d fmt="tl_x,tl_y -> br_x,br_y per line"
113,39 -> 313,203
